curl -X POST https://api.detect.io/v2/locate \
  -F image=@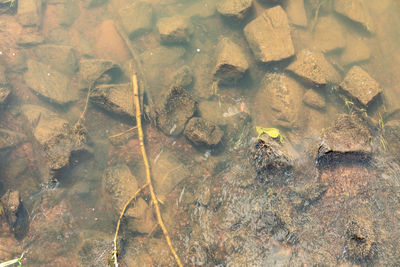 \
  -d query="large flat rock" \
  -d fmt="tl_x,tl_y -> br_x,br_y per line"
334,0 -> 375,34
244,6 -> 294,63
24,59 -> 78,105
